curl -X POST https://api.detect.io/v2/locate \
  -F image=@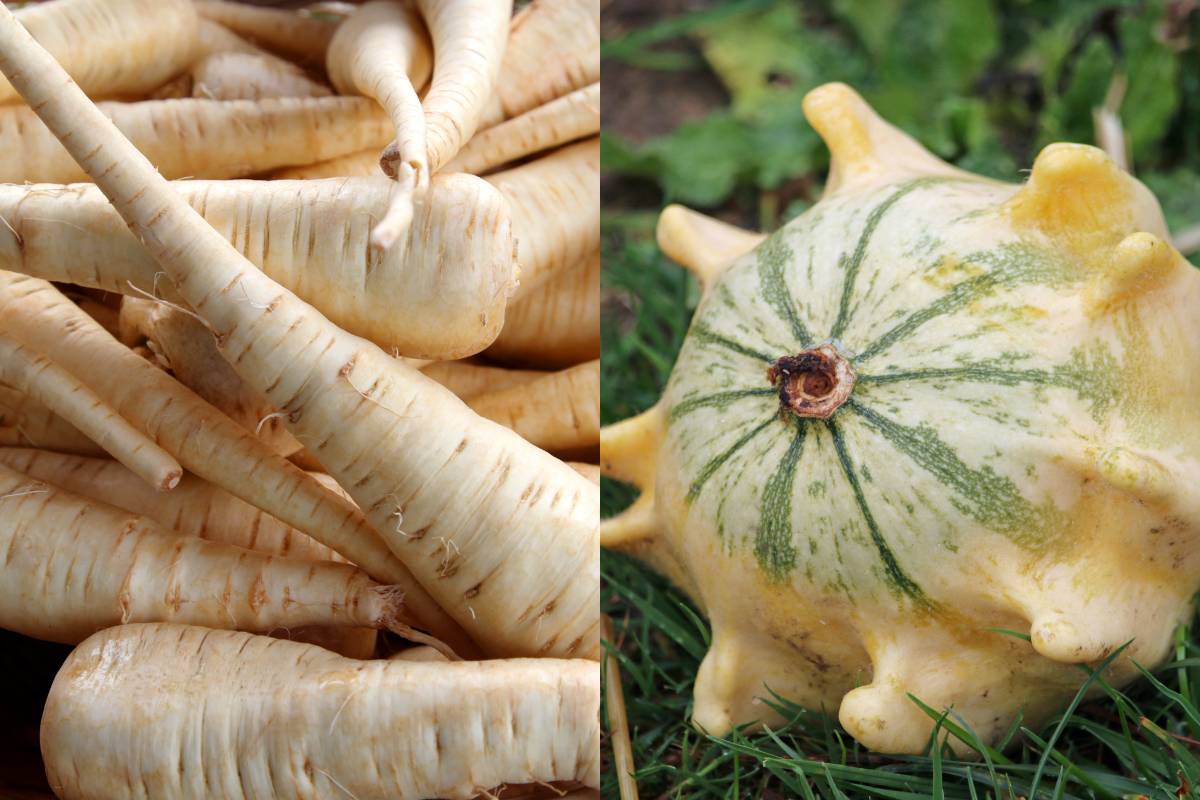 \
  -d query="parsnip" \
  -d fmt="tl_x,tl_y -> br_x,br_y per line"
0,274 -> 438,616
326,0 -> 433,247
128,304 -> 303,456
488,252 -> 600,367
0,0 -> 196,105
478,0 -> 599,128
0,386 -> 103,456
0,11 -> 599,659
489,138 -> 600,298
468,360 -> 600,452
0,332 -> 181,490
445,83 -> 600,175
43,624 -> 600,799
0,176 -> 515,359
193,51 -> 332,101
569,462 -> 600,484
270,147 -> 382,178
195,0 -> 338,63
377,0 -> 511,194
419,361 -> 544,400
0,448 -> 338,562
0,96 -> 391,183
0,447 -> 383,657
0,464 -> 433,647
